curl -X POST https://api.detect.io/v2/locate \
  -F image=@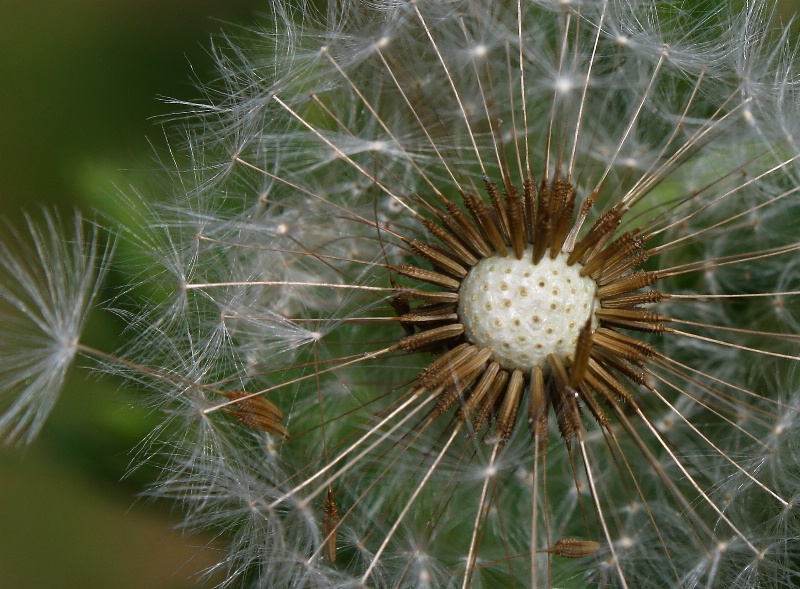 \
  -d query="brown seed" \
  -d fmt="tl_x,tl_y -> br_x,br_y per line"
595,248 -> 651,285
523,176 -> 536,243
541,538 -> 601,558
496,369 -> 524,440
323,488 -> 340,563
391,263 -> 461,290
532,178 -> 553,263
432,348 -> 493,415
599,290 -> 665,309
593,327 -> 656,362
223,392 -> 289,440
399,289 -> 460,304
528,364 -> 547,444
464,193 -> 508,257
473,369 -> 510,431
549,179 -> 577,257
548,354 -> 583,441
586,356 -> 636,403
410,240 -> 468,278
569,320 -> 594,389
482,176 -> 511,243
422,218 -> 478,266
442,202 -> 492,257
596,308 -> 669,333
580,231 -> 639,278
577,381 -> 610,428
567,209 -> 621,266
503,180 -> 527,259
398,323 -> 465,352
418,343 -> 472,387
397,311 -> 460,325
461,361 -> 500,422
419,345 -> 478,390
596,270 -> 659,299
